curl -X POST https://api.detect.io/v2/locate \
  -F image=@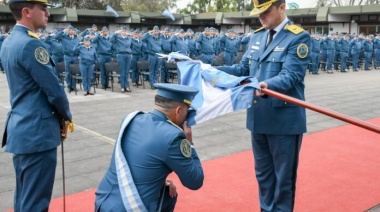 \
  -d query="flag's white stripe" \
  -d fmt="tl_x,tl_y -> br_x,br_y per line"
194,81 -> 233,124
